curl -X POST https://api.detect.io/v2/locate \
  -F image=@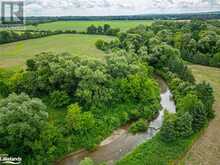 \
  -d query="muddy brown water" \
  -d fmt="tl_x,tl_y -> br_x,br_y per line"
57,78 -> 176,165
